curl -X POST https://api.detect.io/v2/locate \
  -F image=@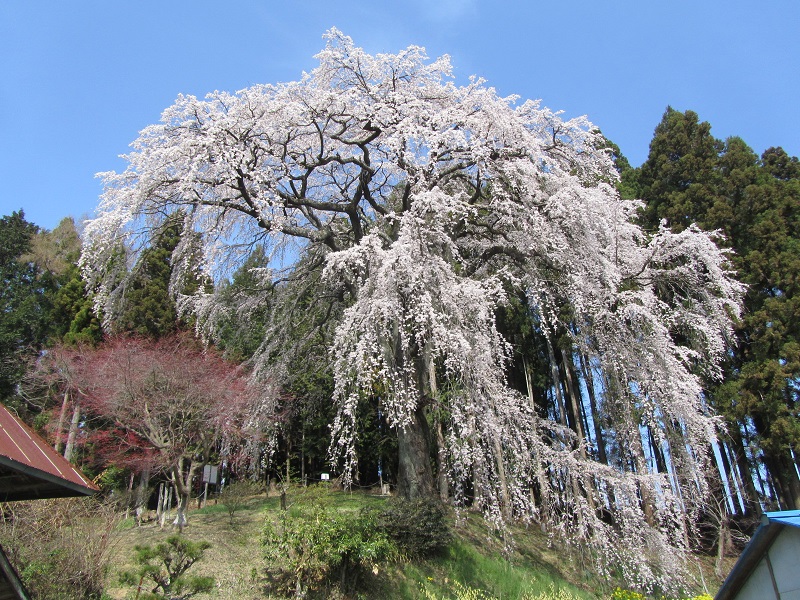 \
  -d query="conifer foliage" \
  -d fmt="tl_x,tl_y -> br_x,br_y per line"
634,108 -> 800,513
82,31 -> 742,590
